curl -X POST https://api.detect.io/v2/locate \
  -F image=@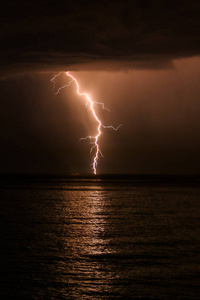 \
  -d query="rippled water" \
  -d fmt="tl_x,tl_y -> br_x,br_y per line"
0,176 -> 199,299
